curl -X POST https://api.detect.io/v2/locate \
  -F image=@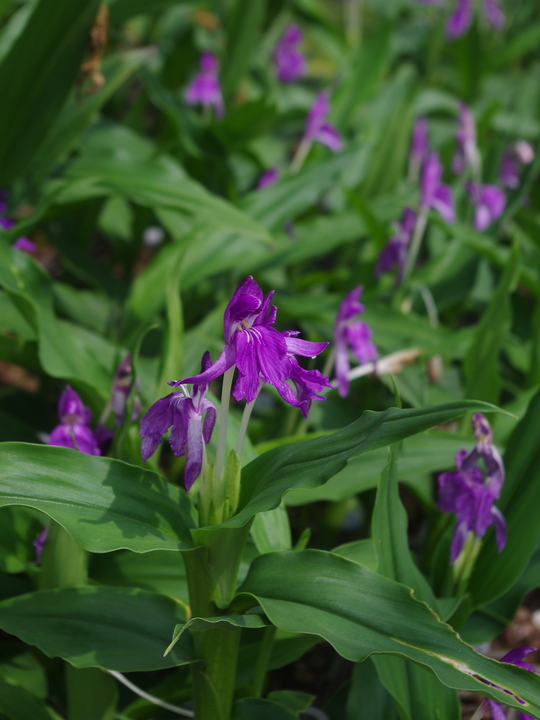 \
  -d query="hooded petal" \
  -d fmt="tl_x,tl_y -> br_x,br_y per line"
500,647 -> 537,673
224,276 -> 263,340
58,386 -> 90,425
